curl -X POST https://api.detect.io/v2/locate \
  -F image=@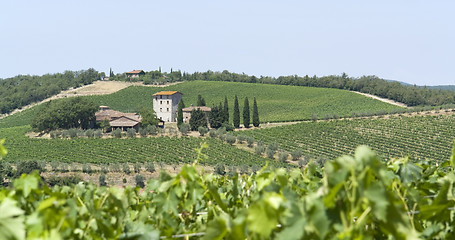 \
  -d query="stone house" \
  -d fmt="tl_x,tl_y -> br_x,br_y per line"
182,106 -> 211,125
152,91 -> 183,122
125,70 -> 145,78
95,106 -> 142,131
